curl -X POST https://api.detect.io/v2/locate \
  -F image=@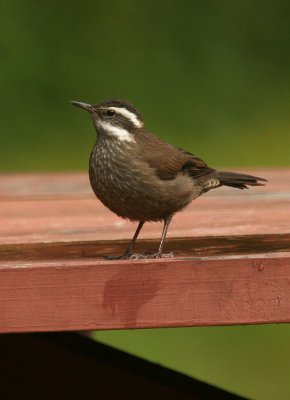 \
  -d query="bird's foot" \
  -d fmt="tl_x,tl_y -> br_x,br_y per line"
104,253 -> 131,260
129,252 -> 174,259
104,252 -> 174,260
160,252 -> 175,258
